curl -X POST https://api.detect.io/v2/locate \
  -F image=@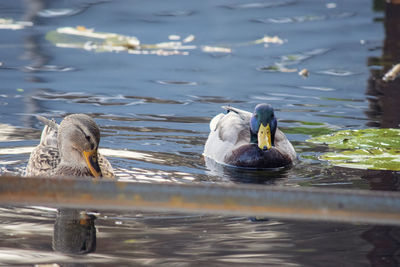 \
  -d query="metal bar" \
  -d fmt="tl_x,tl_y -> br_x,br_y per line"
0,175 -> 400,225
